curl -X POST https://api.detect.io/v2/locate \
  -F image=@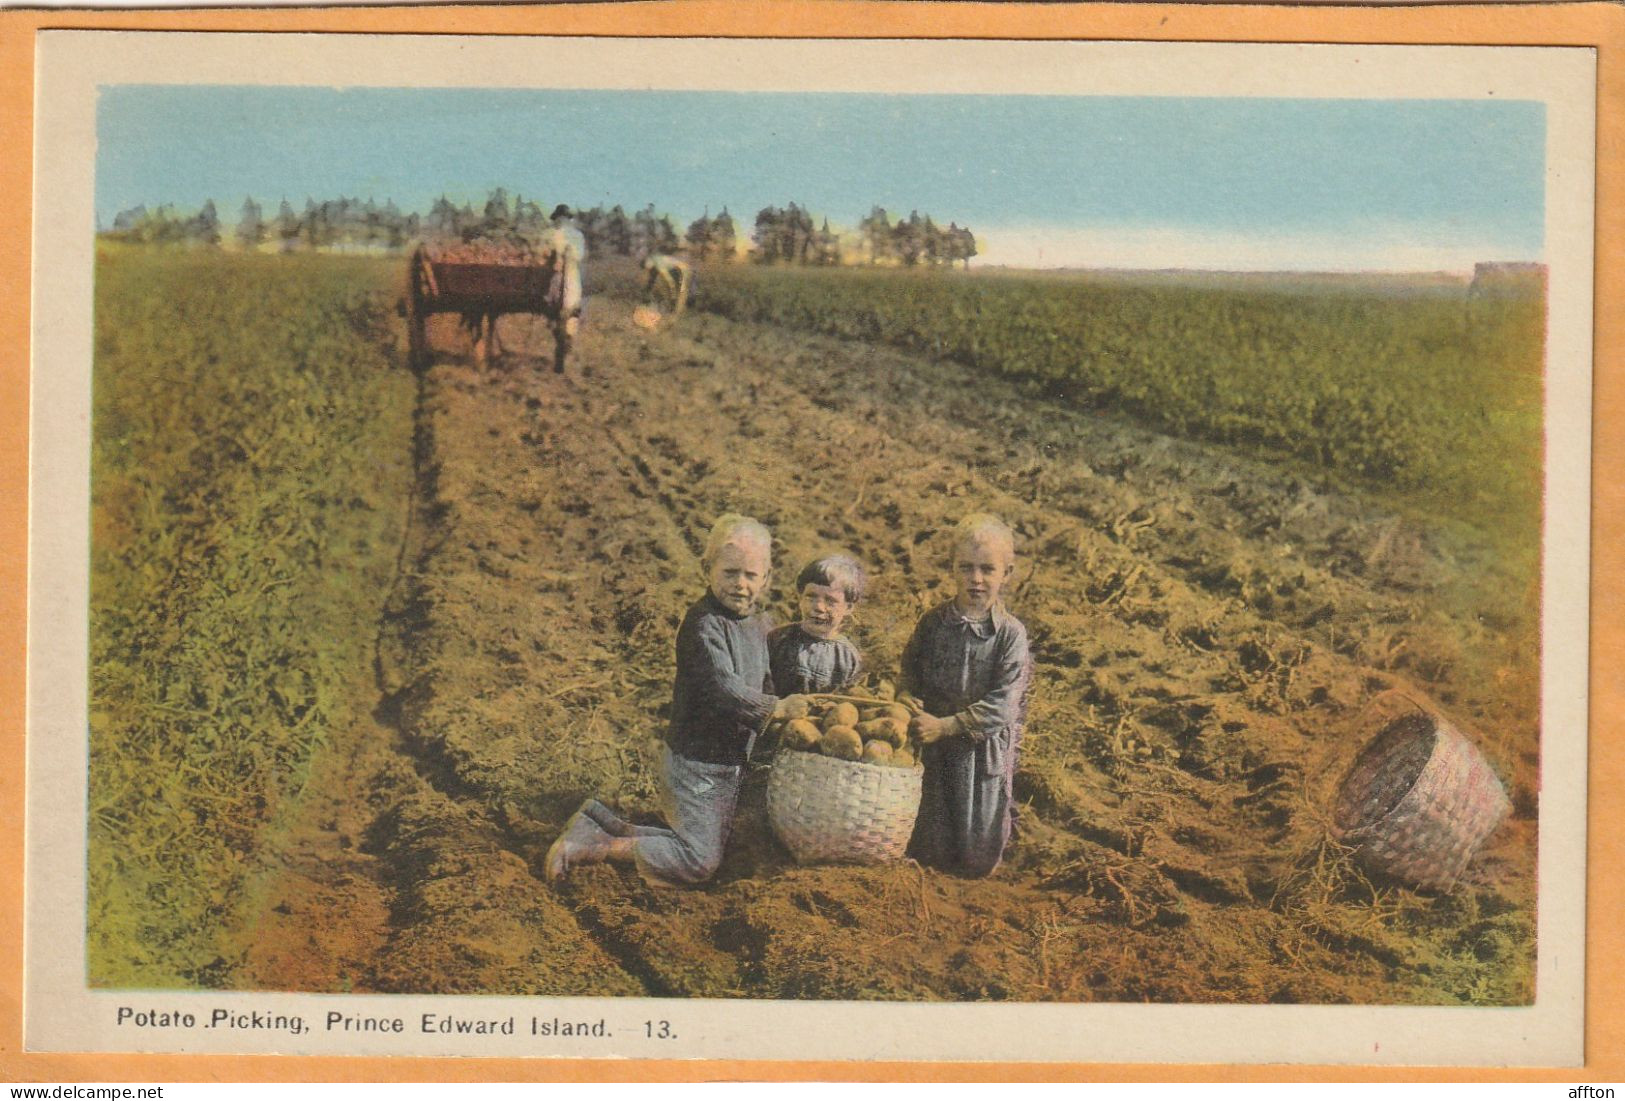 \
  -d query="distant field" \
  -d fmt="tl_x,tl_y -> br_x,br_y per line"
694,264 -> 1545,537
